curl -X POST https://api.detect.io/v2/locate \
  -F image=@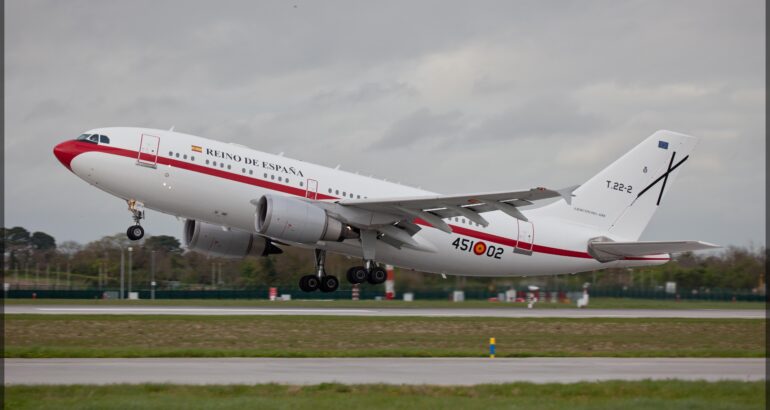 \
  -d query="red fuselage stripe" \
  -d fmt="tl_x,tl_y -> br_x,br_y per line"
64,141 -> 669,262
